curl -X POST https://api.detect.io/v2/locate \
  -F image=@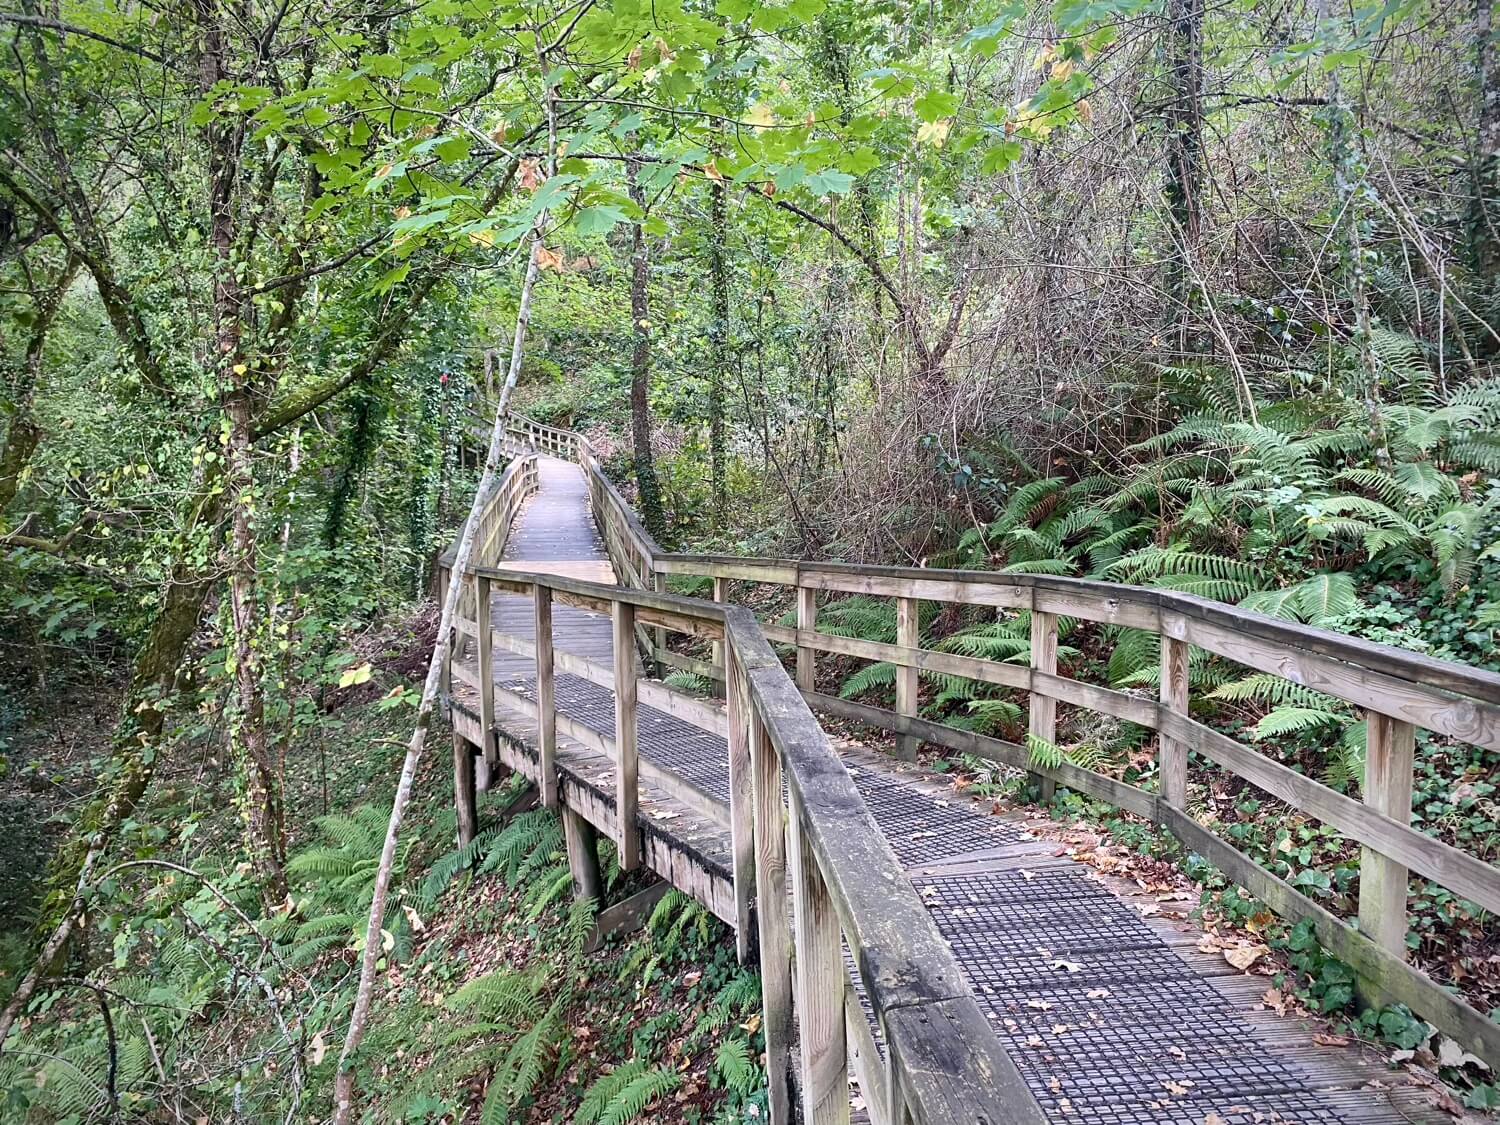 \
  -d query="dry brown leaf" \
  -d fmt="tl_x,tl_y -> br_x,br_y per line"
1223,943 -> 1267,972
